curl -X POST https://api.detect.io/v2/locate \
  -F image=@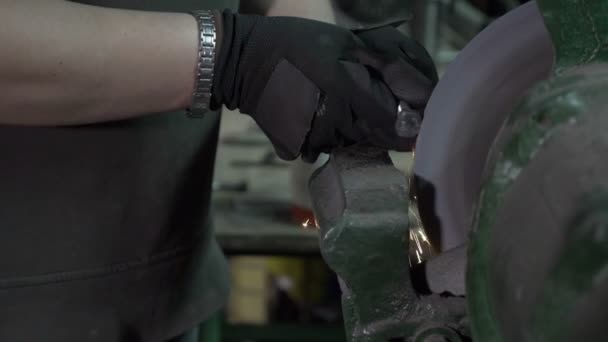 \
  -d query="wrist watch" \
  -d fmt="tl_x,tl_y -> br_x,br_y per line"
187,10 -> 217,118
